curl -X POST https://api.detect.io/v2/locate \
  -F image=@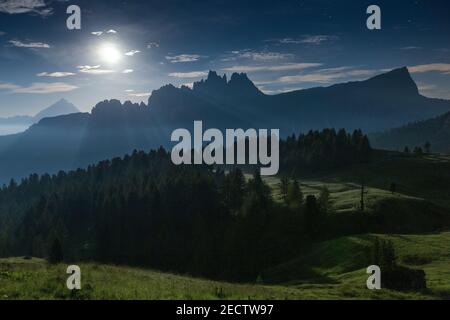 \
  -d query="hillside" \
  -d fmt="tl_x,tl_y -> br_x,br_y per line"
326,153 -> 450,209
1,232 -> 449,300
370,111 -> 450,153
260,171 -> 450,235
261,232 -> 450,300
